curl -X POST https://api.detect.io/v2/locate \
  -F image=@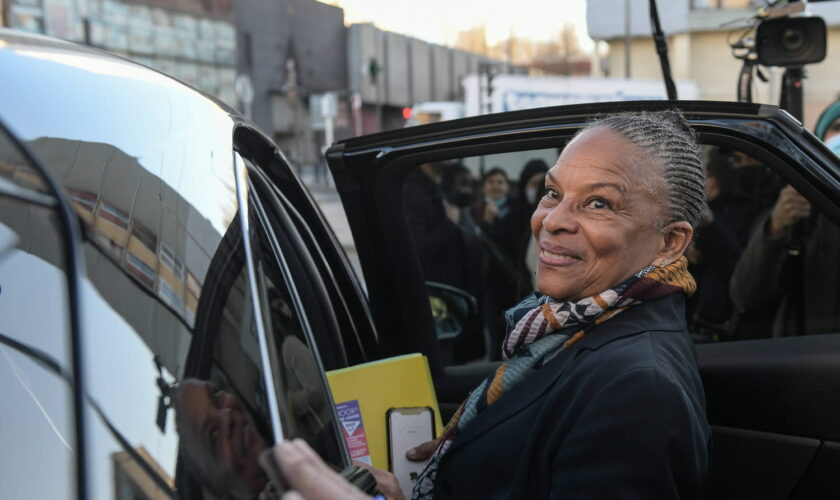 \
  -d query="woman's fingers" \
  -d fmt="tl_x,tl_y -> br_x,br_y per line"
770,186 -> 812,238
273,439 -> 371,500
352,461 -> 406,500
406,438 -> 440,461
